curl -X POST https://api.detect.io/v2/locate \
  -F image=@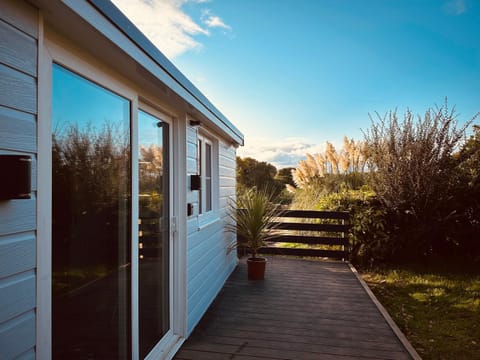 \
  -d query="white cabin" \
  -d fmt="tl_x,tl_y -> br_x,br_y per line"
0,0 -> 243,358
